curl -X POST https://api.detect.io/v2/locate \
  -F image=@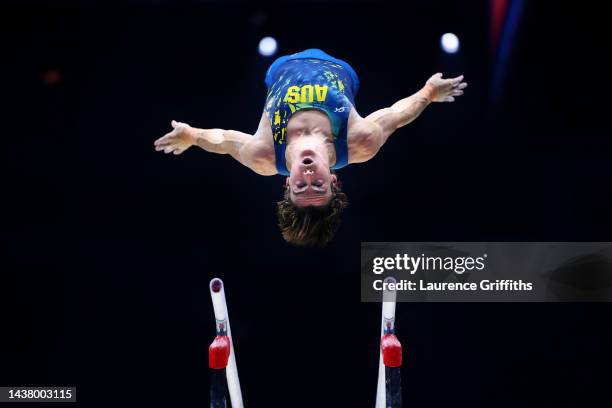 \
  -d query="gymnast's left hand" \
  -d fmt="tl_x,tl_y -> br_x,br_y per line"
154,120 -> 196,155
